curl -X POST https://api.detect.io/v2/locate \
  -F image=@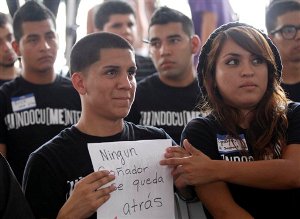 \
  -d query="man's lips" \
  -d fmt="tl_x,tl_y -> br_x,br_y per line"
160,61 -> 175,68
38,55 -> 53,62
